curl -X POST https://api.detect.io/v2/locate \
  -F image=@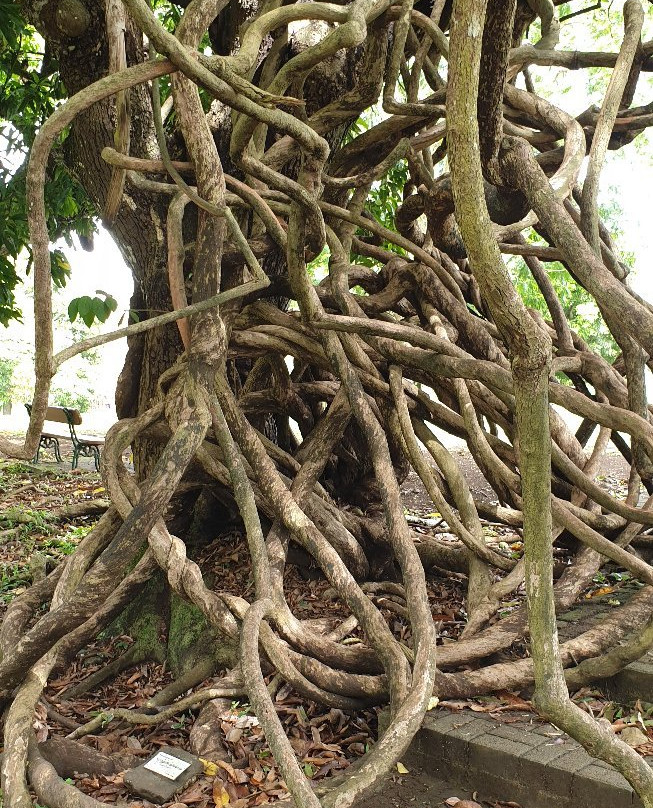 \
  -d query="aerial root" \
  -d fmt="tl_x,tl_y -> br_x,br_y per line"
6,0 -> 653,804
